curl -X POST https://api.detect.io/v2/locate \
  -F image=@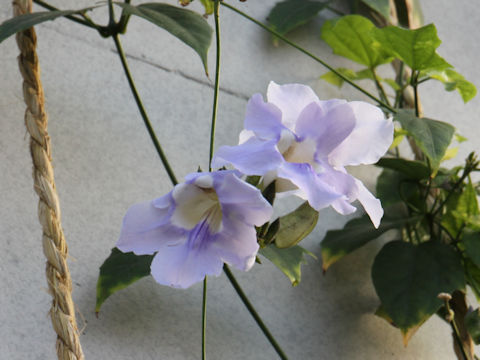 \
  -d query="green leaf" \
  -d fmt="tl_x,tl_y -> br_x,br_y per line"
372,240 -> 465,335
262,180 -> 277,206
264,218 -> 280,244
442,192 -> 463,238
321,15 -> 392,67
199,0 -> 214,15
465,259 -> 480,302
376,168 -> 418,207
455,133 -> 468,143
464,232 -> 480,268
320,67 -> 374,88
115,2 -> 212,74
376,157 -> 430,180
389,128 -> 408,149
321,205 -> 419,271
361,0 -> 390,19
321,68 -> 358,88
0,6 -> 97,43
274,202 -> 319,248
465,216 -> 480,232
441,147 -> 458,161
426,69 -> 477,103
96,248 -> 153,312
245,175 -> 261,187
383,78 -> 401,91
375,306 -> 427,346
373,23 -> 451,72
442,179 -> 479,238
465,309 -> 480,345
461,180 -> 479,218
395,109 -> 455,169
259,245 -> 315,286
267,0 -> 330,36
